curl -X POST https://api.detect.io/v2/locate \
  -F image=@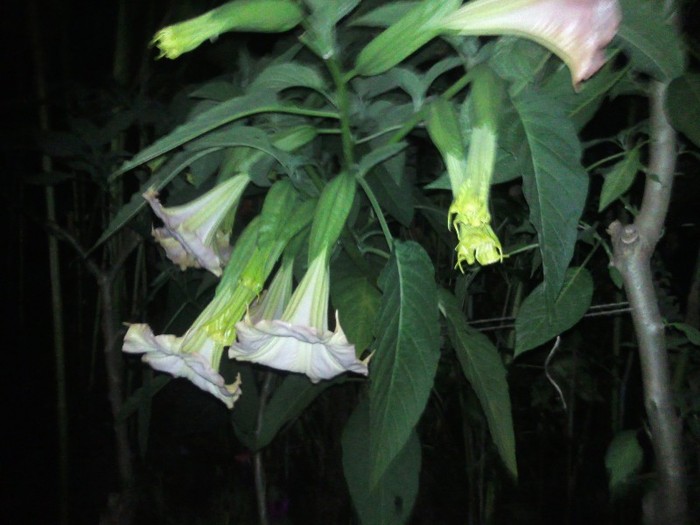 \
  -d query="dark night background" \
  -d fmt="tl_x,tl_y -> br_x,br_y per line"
2,1 -> 700,525
3,2 -> 177,523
